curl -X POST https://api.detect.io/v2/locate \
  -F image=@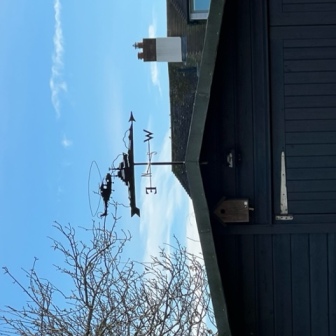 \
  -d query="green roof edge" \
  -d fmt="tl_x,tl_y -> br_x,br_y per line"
185,1 -> 231,335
